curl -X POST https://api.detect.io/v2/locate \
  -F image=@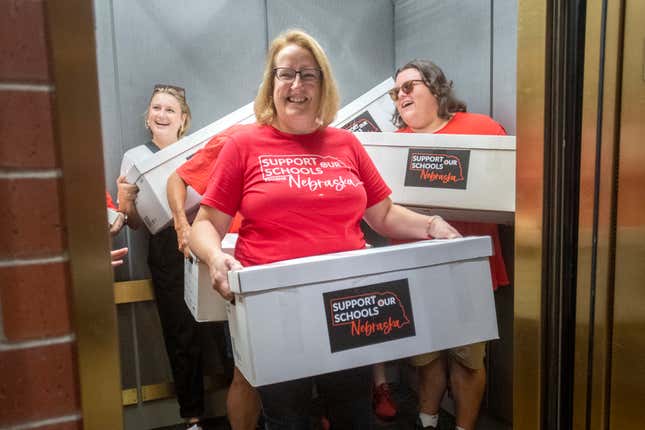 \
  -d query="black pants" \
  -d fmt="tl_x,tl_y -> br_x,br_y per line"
148,226 -> 204,418
257,366 -> 374,429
